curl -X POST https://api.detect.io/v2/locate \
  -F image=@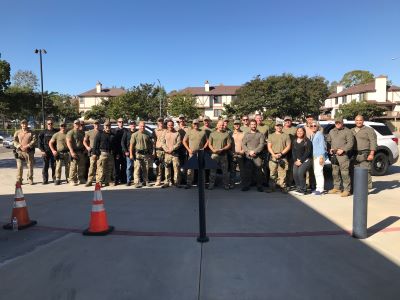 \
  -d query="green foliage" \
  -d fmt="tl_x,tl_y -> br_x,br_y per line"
48,93 -> 80,122
12,70 -> 39,91
340,70 -> 374,88
329,80 -> 339,94
0,59 -> 11,93
338,100 -> 386,120
107,84 -> 167,121
167,92 -> 199,120
84,102 -> 108,122
226,74 -> 329,119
